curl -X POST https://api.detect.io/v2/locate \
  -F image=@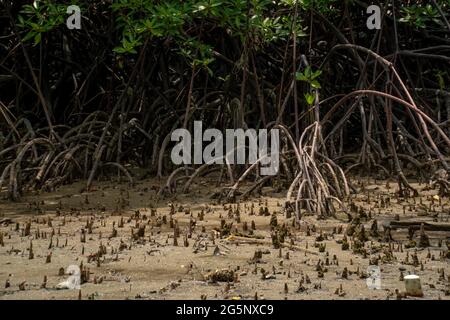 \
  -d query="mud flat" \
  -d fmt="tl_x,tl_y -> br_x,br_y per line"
0,175 -> 449,300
